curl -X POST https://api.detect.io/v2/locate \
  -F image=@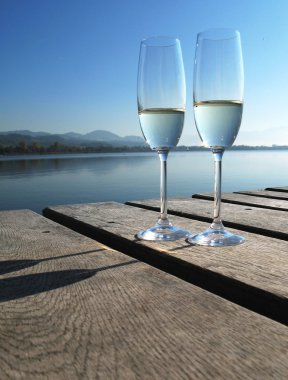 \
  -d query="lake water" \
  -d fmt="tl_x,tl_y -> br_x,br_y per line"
1,150 -> 288,214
